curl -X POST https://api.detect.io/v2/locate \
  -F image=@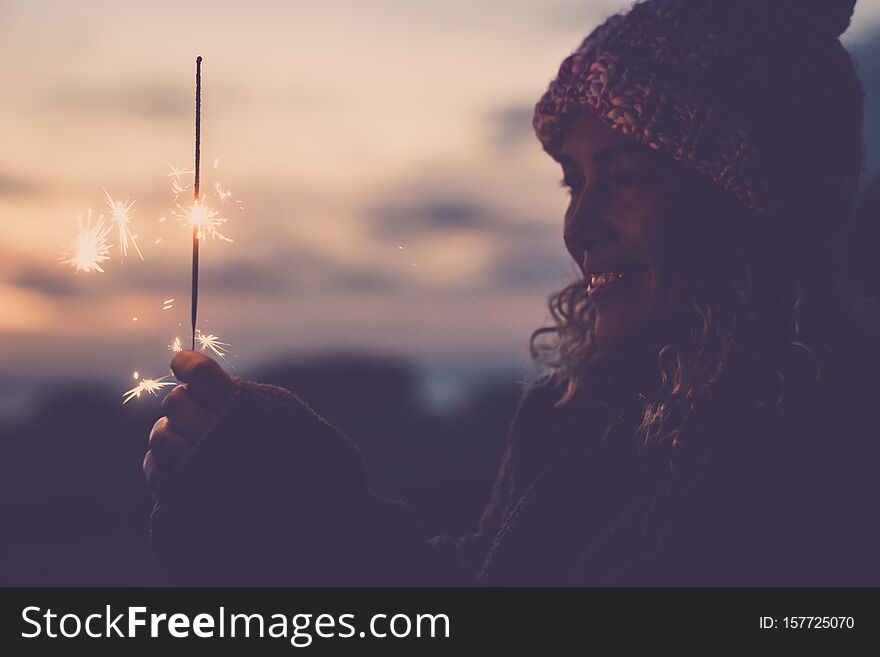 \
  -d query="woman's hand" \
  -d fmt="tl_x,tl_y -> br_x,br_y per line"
143,350 -> 237,487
